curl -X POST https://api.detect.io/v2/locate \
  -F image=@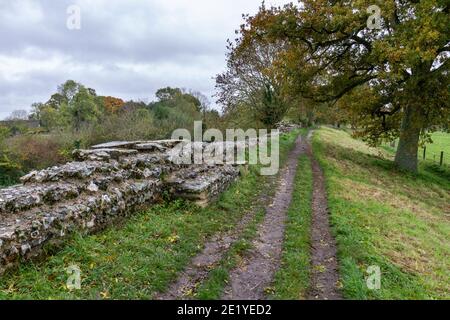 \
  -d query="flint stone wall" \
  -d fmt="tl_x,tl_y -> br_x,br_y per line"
276,121 -> 302,134
0,139 -> 240,274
